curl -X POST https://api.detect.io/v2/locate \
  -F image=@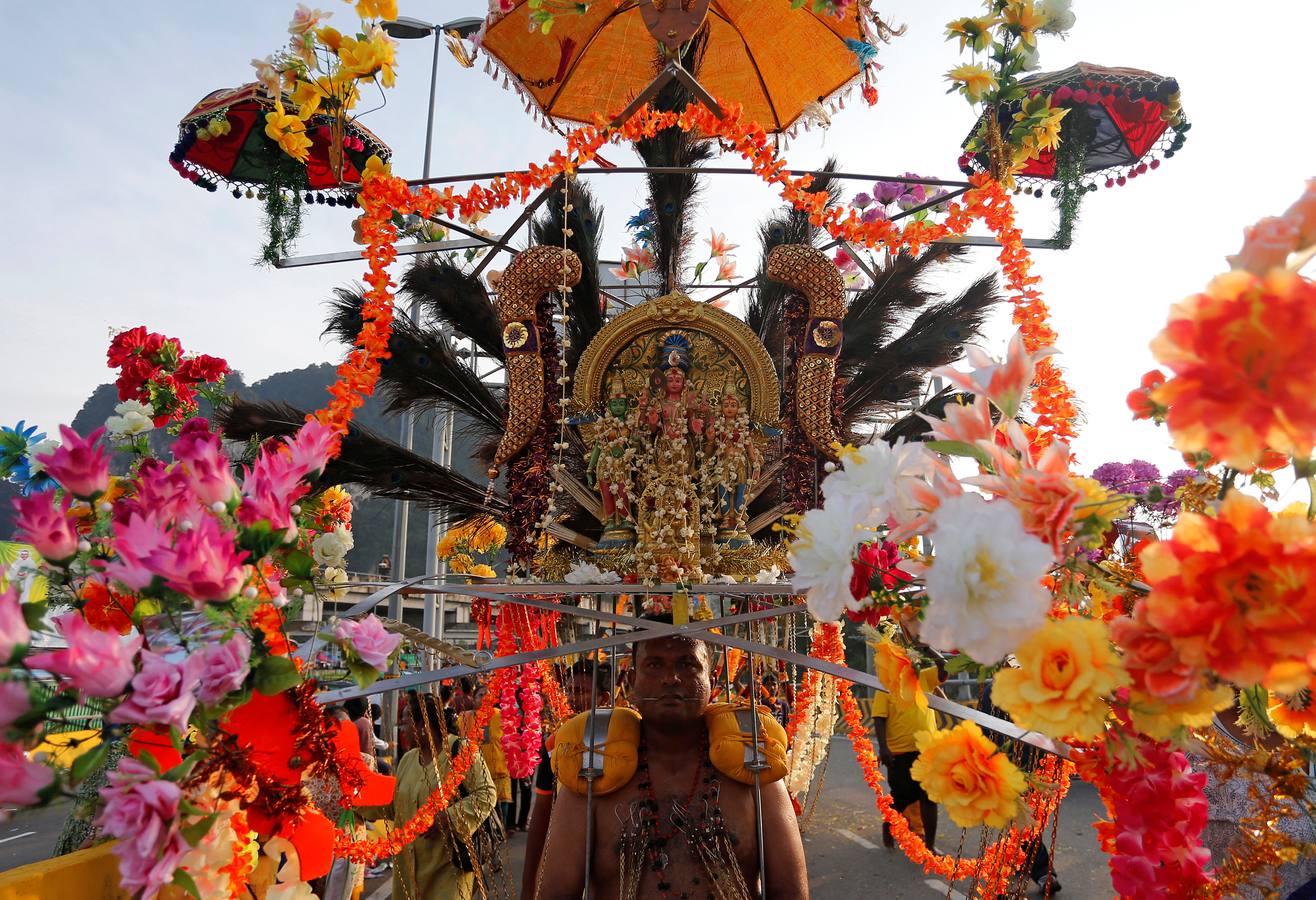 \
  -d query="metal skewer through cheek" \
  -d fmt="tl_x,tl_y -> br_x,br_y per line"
580,590 -> 604,900
745,642 -> 768,898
